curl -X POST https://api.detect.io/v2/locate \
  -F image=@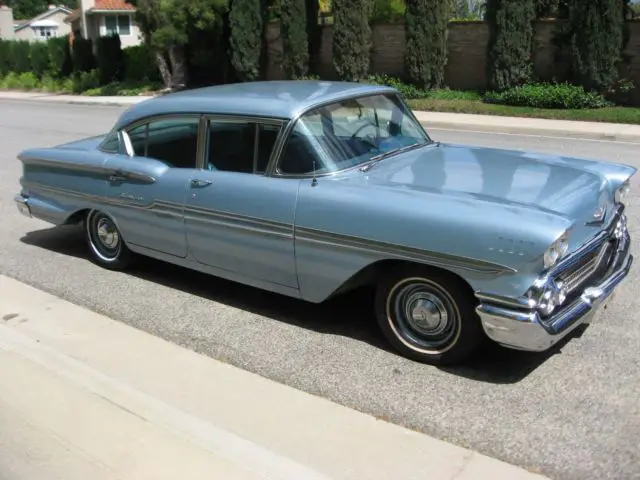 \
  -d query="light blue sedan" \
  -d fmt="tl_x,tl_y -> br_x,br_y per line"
14,81 -> 635,365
